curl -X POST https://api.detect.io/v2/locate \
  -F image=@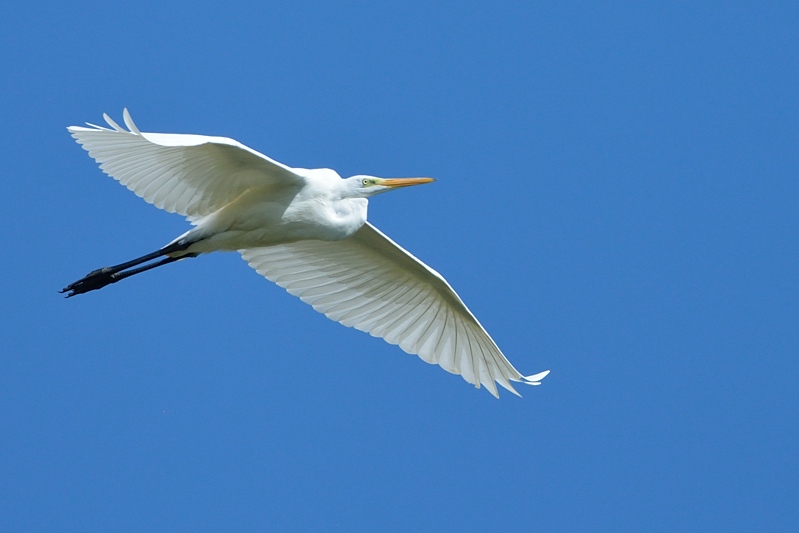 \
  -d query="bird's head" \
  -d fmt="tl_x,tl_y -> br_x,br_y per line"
347,175 -> 436,198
